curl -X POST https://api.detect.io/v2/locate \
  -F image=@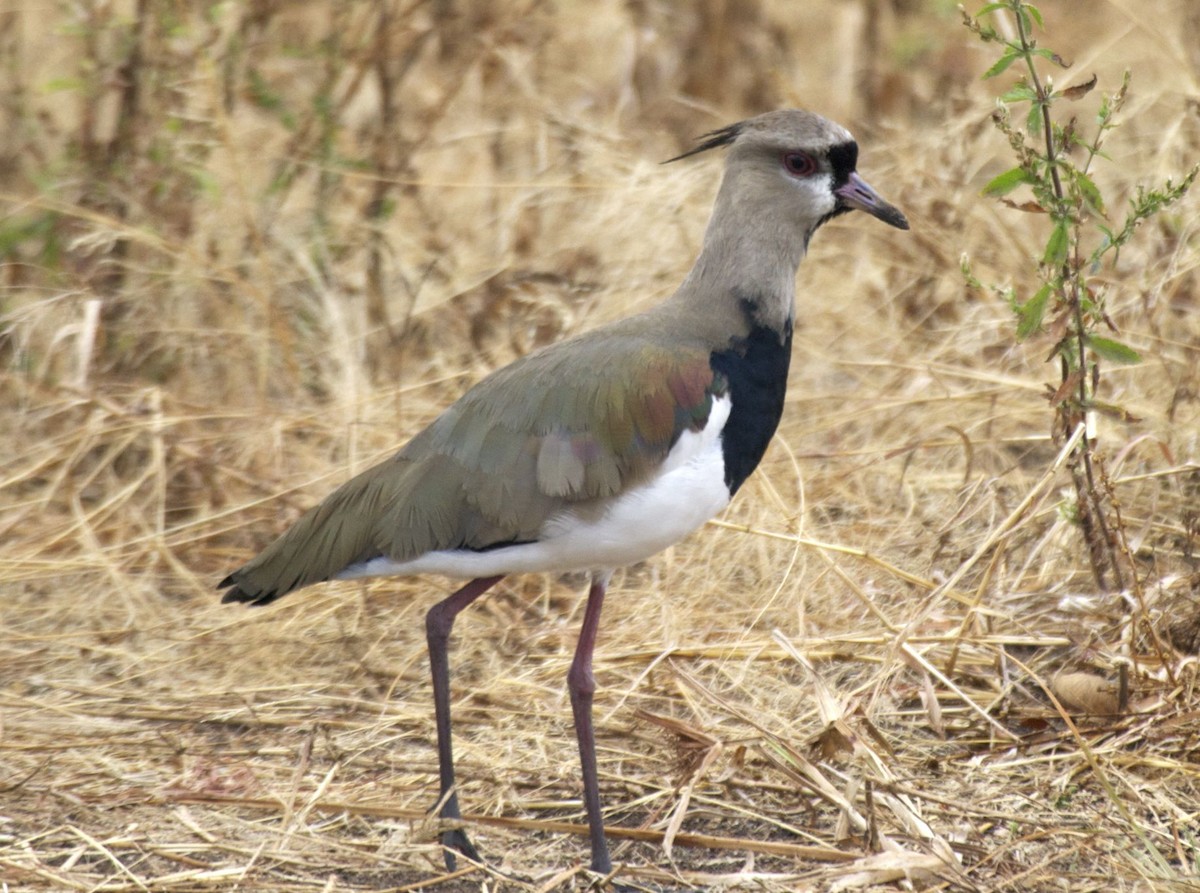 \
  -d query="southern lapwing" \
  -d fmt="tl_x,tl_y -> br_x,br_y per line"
220,109 -> 908,875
